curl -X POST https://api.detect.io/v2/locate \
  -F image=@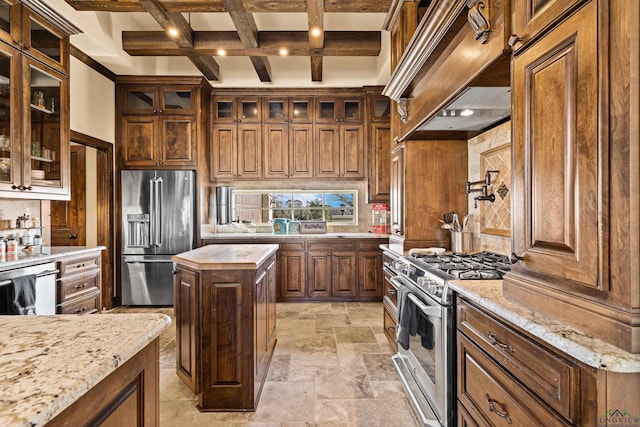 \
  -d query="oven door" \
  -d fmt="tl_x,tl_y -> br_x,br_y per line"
391,276 -> 452,426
